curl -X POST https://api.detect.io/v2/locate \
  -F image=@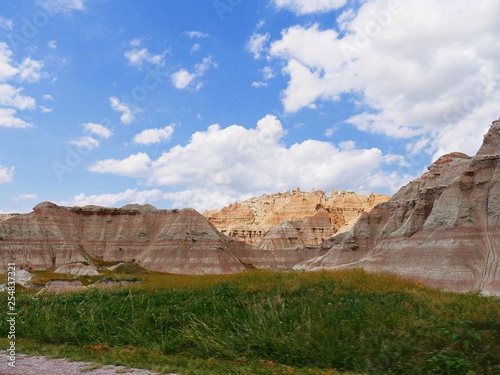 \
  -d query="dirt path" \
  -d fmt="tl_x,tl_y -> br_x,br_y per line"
0,353 -> 176,375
